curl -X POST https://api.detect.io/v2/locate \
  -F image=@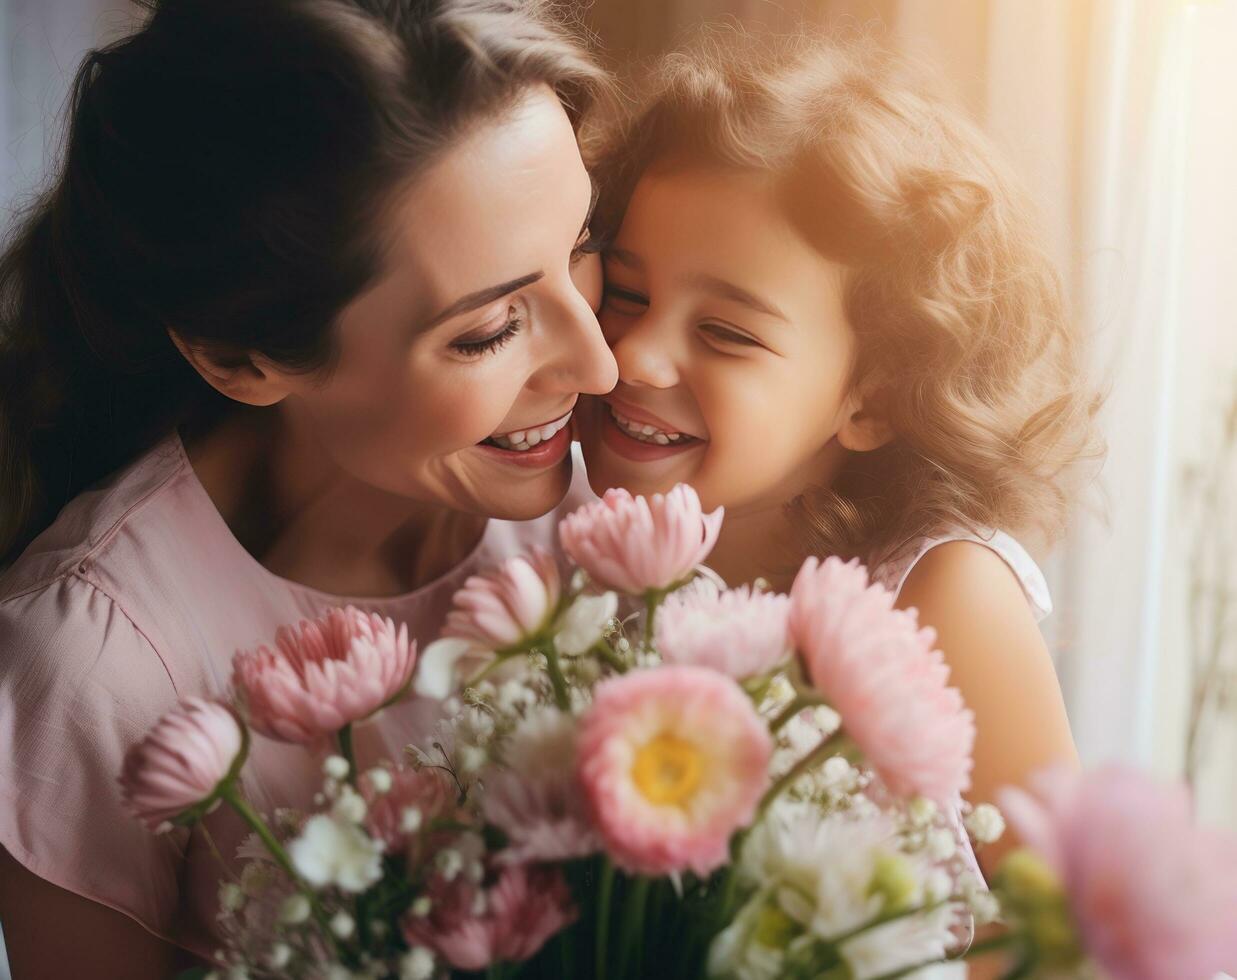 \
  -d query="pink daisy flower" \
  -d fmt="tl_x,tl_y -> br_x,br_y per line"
789,556 -> 975,803
656,583 -> 791,679
559,484 -> 723,594
231,606 -> 416,744
577,665 -> 772,877
119,697 -> 246,833
1000,765 -> 1237,980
